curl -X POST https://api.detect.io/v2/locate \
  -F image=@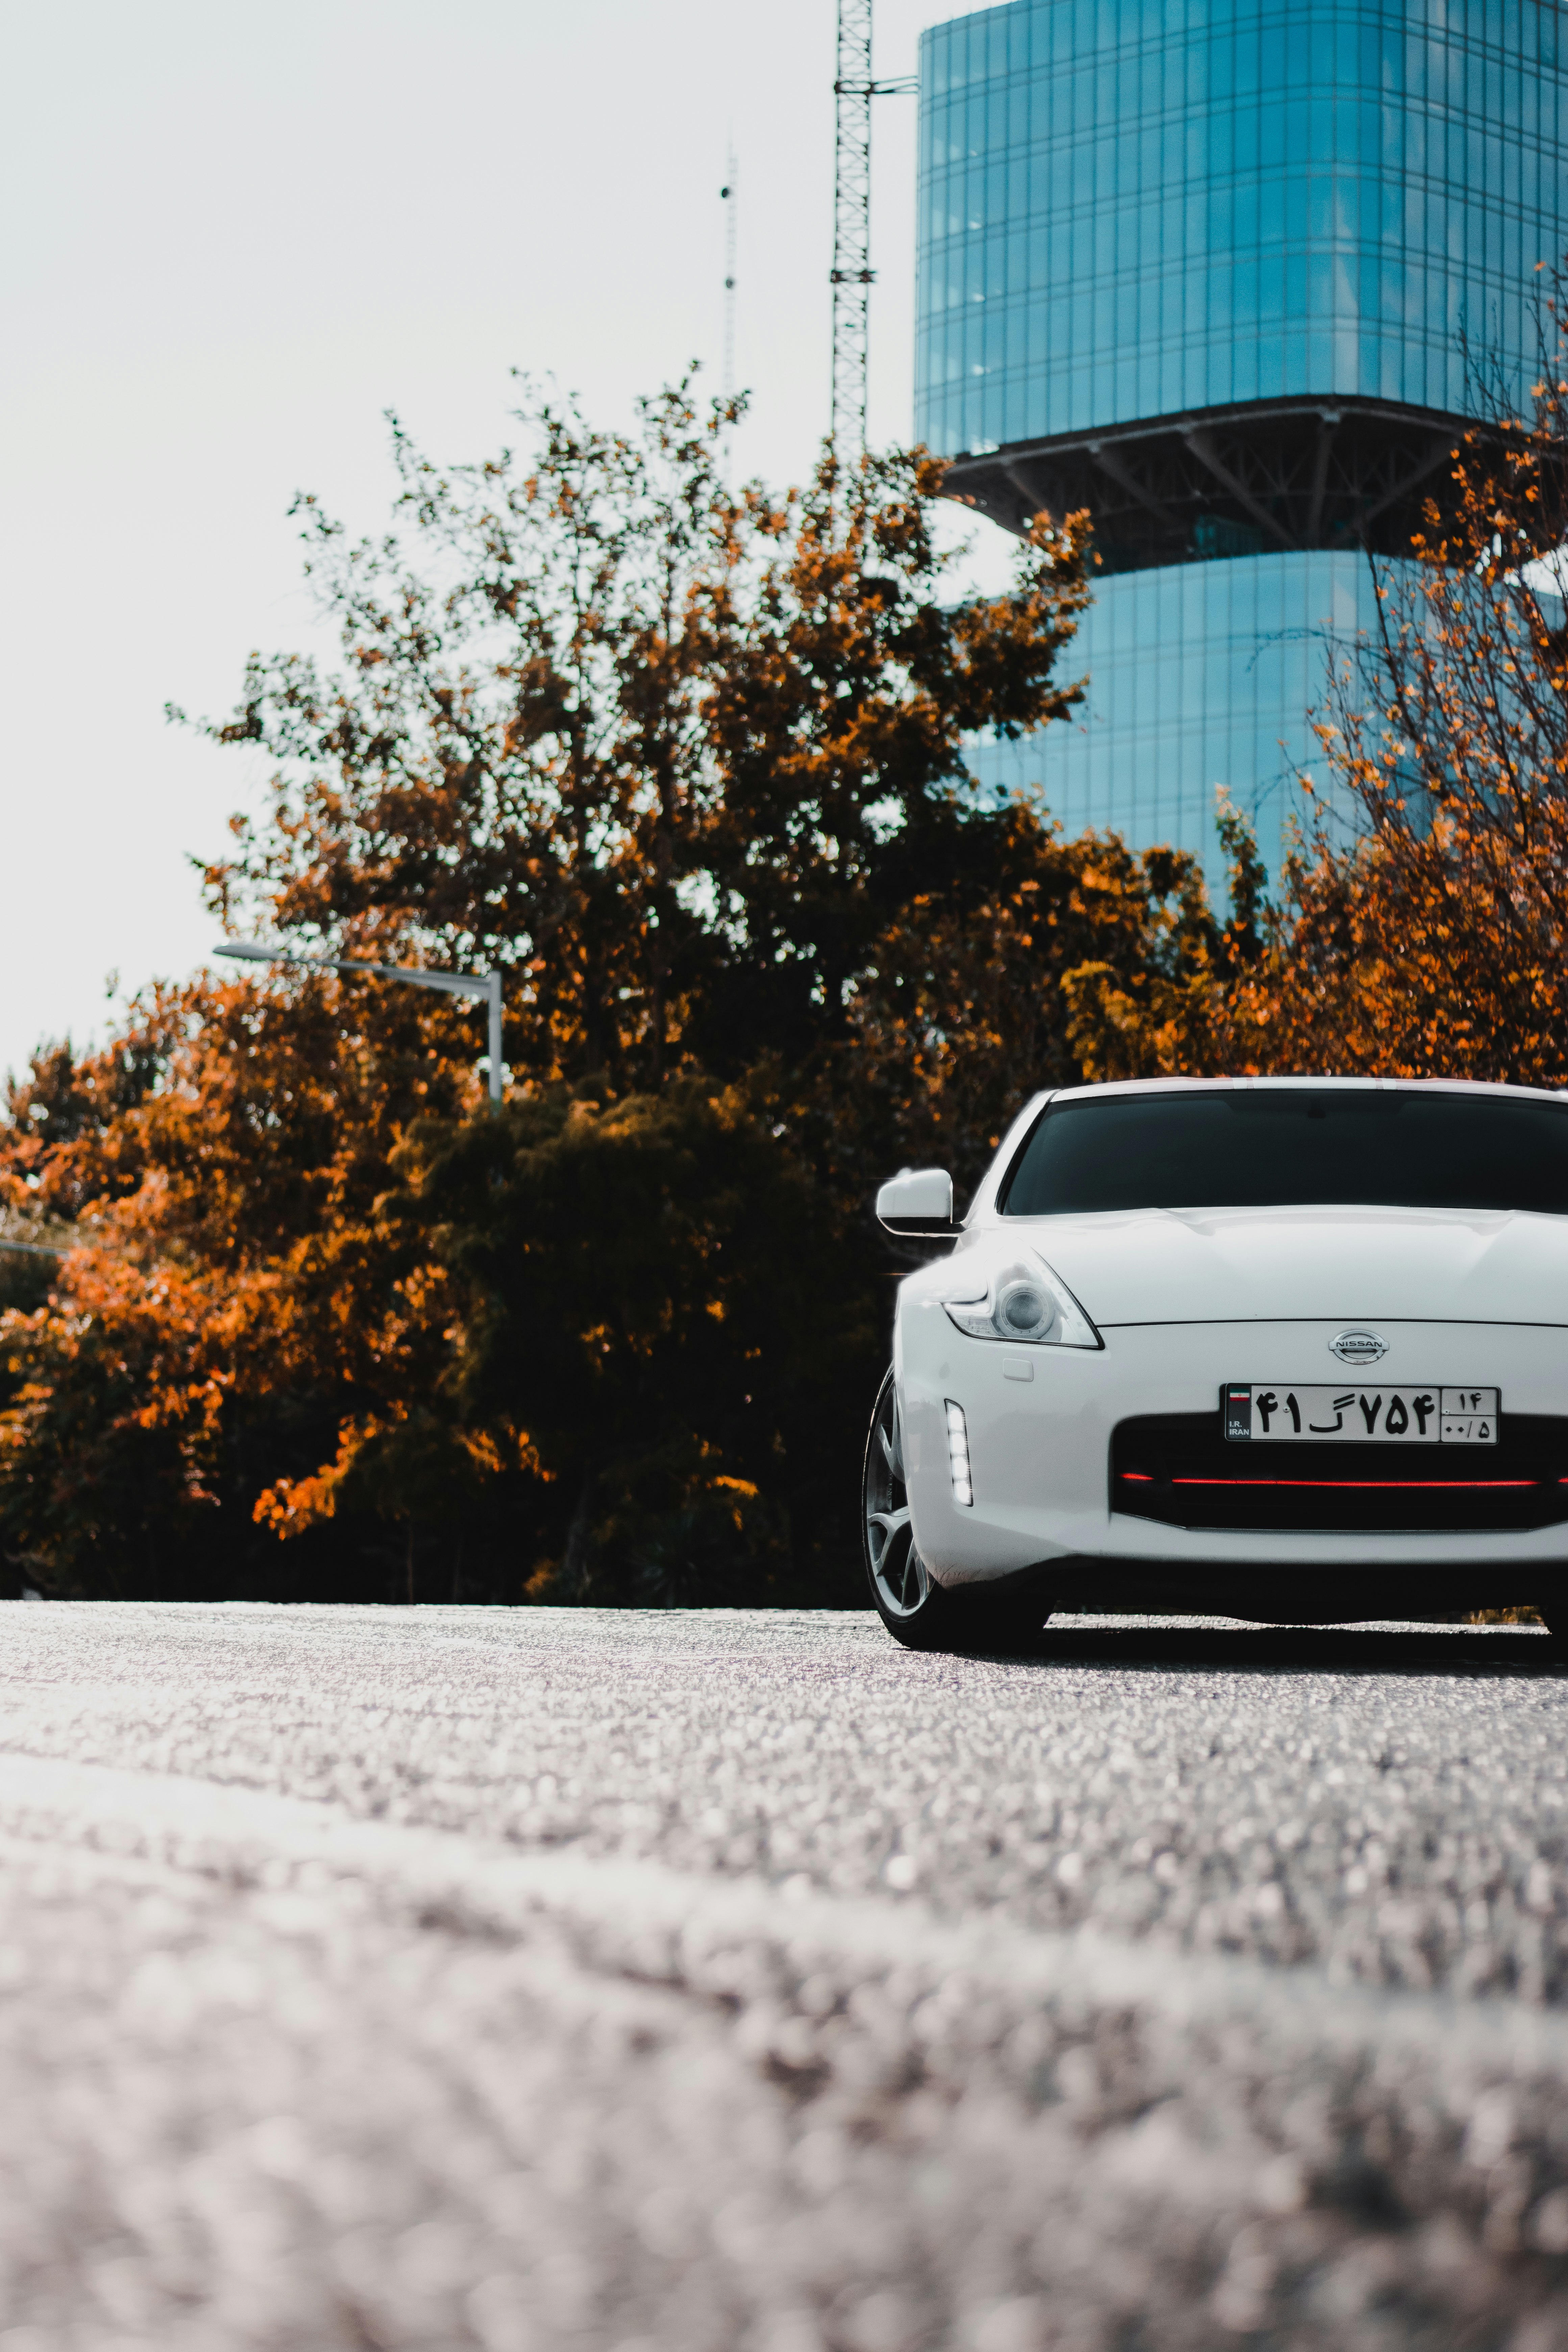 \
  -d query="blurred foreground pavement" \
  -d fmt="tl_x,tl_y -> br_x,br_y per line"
0,1605 -> 1565,2348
